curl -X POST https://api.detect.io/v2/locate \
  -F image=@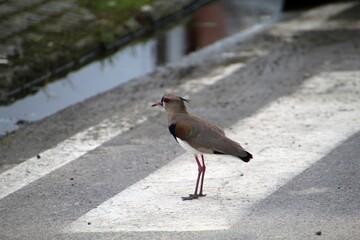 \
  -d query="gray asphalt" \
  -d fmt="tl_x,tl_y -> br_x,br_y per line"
1,2 -> 360,239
